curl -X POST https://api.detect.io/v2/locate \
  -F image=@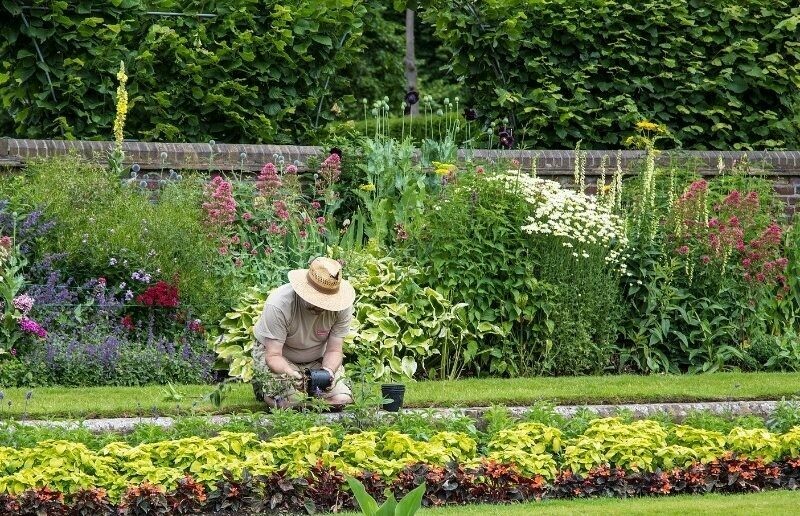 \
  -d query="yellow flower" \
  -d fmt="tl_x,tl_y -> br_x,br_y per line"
433,162 -> 457,176
635,120 -> 665,134
359,183 -> 376,192
113,61 -> 129,151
